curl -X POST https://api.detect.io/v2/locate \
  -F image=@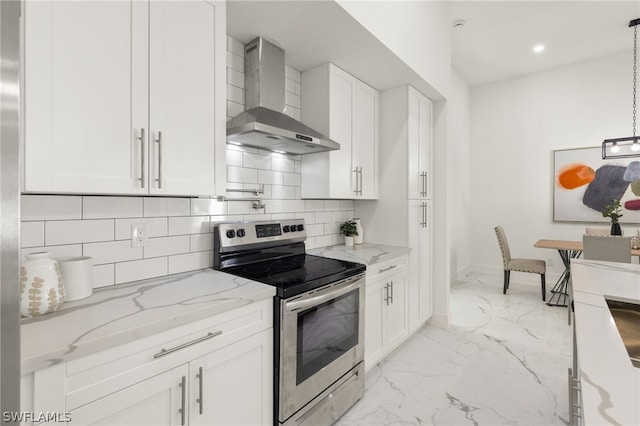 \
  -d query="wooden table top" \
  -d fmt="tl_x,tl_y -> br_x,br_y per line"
534,238 -> 640,256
